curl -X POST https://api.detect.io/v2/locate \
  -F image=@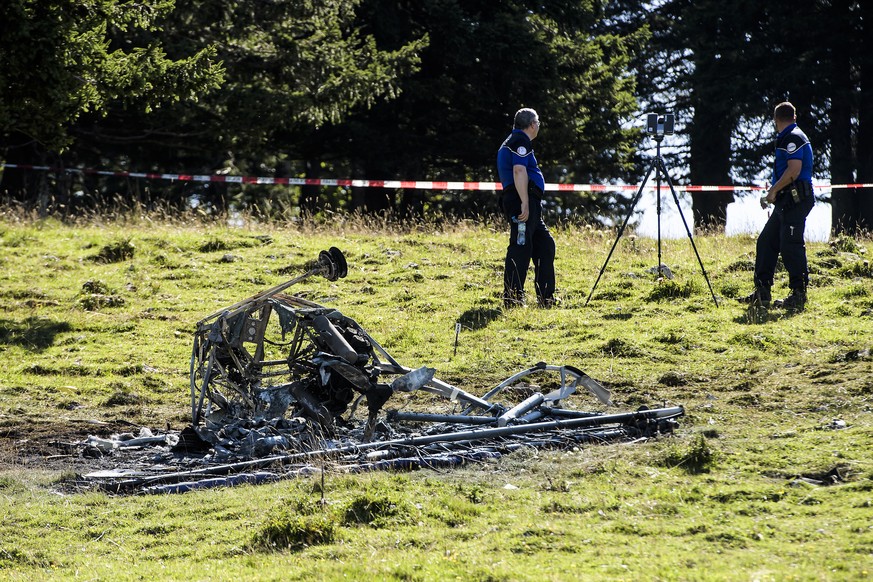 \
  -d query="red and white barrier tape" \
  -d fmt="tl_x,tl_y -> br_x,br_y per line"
1,163 -> 868,192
